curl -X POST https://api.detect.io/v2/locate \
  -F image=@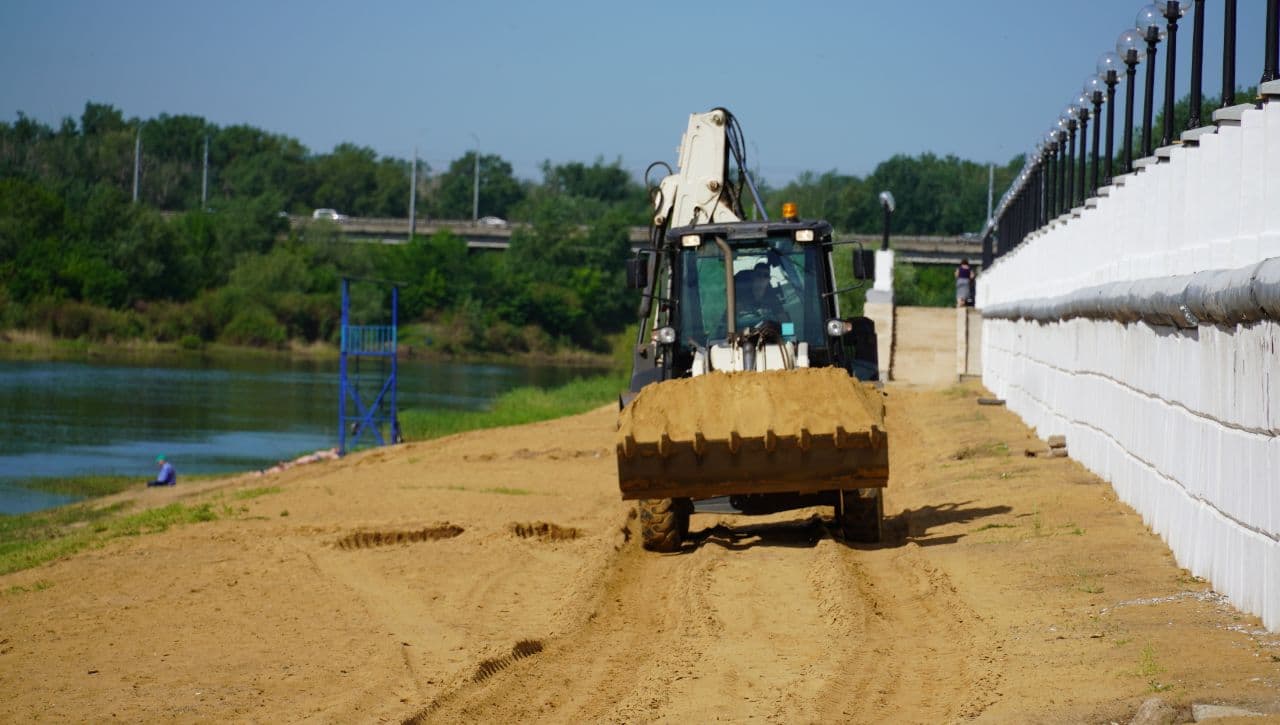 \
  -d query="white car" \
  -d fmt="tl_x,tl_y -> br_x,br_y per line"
477,216 -> 507,227
312,208 -> 349,221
